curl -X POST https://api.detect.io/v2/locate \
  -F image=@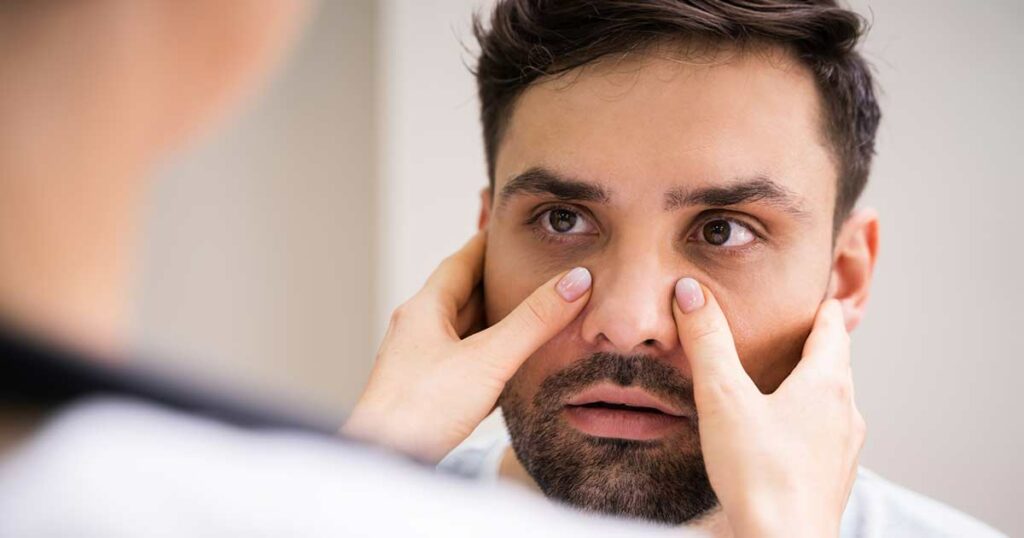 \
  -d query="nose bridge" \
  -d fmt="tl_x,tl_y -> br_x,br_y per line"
580,238 -> 680,354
